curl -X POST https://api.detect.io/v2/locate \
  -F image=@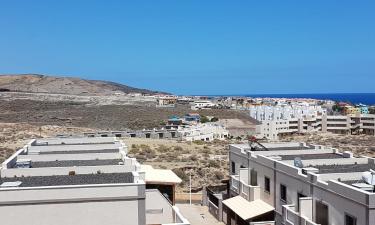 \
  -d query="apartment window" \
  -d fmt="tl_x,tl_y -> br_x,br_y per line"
280,184 -> 287,202
345,214 -> 357,225
250,169 -> 258,186
231,161 -> 235,174
264,176 -> 270,193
